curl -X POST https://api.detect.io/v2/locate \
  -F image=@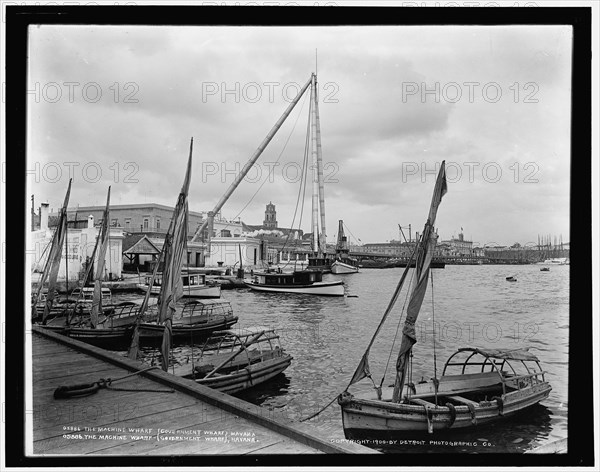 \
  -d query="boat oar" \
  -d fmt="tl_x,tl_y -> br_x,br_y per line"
203,331 -> 265,379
